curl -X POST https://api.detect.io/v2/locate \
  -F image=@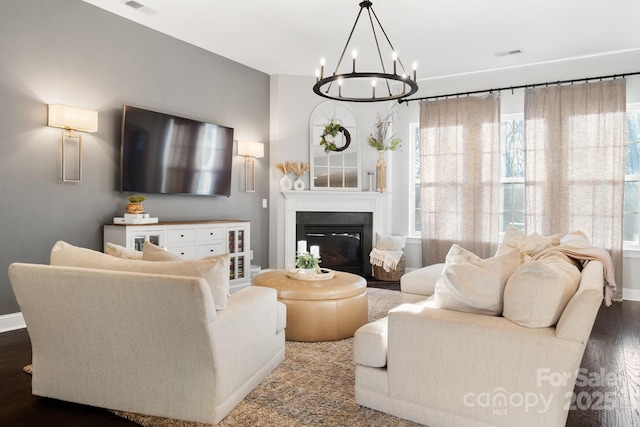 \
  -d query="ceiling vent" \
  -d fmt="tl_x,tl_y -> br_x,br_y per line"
123,0 -> 157,15
125,1 -> 144,9
494,49 -> 523,58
